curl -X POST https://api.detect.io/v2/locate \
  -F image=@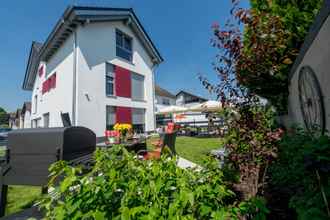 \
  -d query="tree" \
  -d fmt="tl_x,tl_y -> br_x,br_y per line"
0,107 -> 9,126
200,0 -> 322,113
